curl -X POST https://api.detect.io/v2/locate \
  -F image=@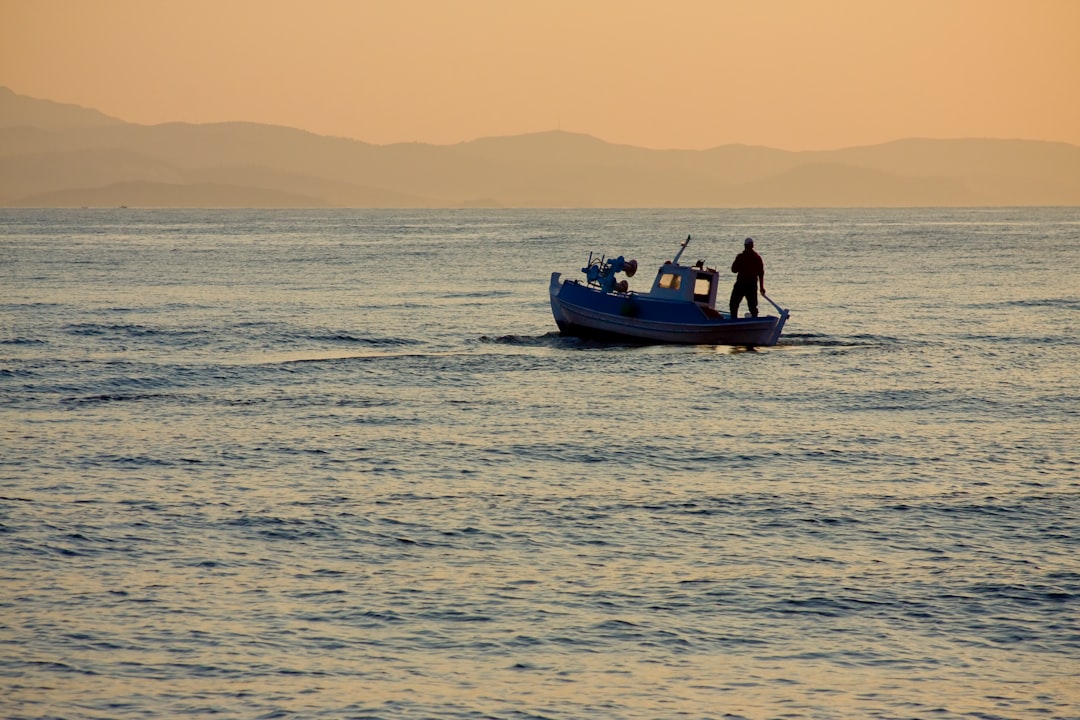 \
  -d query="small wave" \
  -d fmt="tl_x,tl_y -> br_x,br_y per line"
477,332 -> 565,347
0,337 -> 46,346
231,320 -> 283,329
970,582 -> 1077,605
776,332 -> 901,348
0,301 -> 61,310
62,392 -> 177,407
305,332 -> 419,346
82,453 -> 176,468
22,660 -> 98,675
534,333 -> 661,350
956,332 -> 1077,346
0,367 -> 38,379
442,290 -> 513,299
274,349 -> 465,365
971,297 -> 1080,311
62,323 -> 207,347
64,323 -> 156,337
226,514 -> 341,541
